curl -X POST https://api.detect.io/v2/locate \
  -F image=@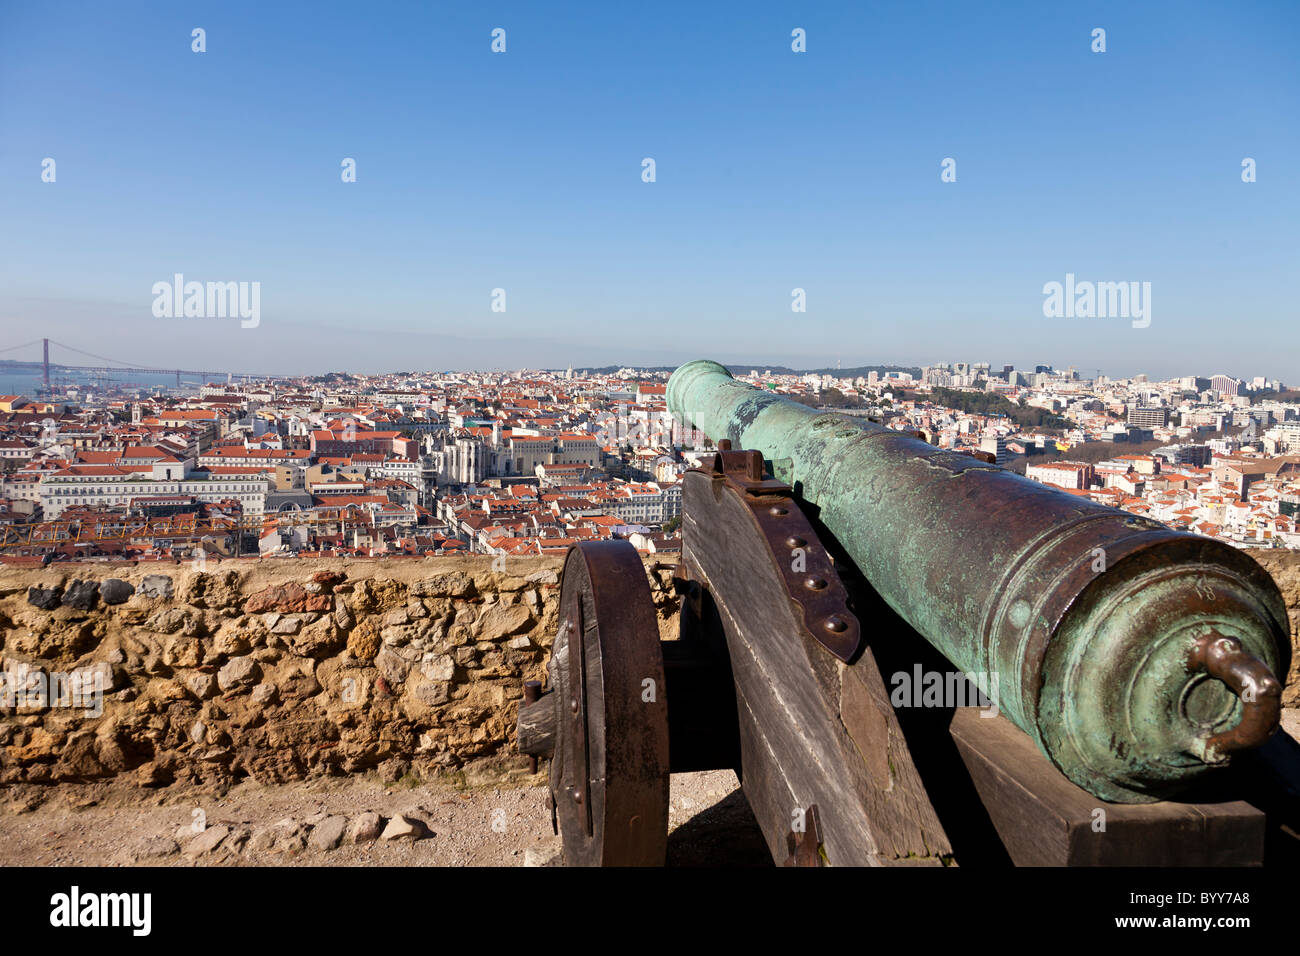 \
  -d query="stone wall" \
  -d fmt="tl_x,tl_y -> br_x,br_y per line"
1252,551 -> 1300,706
0,557 -> 679,795
1,550 -> 1298,799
